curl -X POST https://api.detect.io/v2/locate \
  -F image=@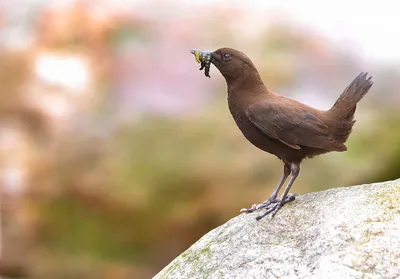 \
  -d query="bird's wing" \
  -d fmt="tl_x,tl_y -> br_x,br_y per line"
245,100 -> 339,150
